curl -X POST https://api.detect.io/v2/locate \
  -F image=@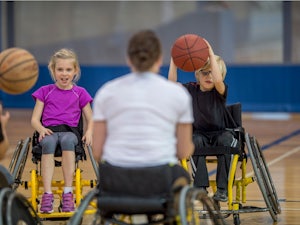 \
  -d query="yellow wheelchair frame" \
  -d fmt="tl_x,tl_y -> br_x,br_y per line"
8,137 -> 99,220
